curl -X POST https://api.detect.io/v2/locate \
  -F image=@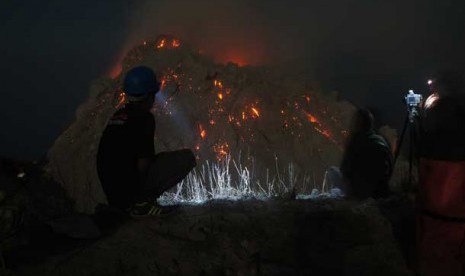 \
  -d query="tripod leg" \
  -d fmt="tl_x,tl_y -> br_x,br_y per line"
394,113 -> 410,165
409,122 -> 414,186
